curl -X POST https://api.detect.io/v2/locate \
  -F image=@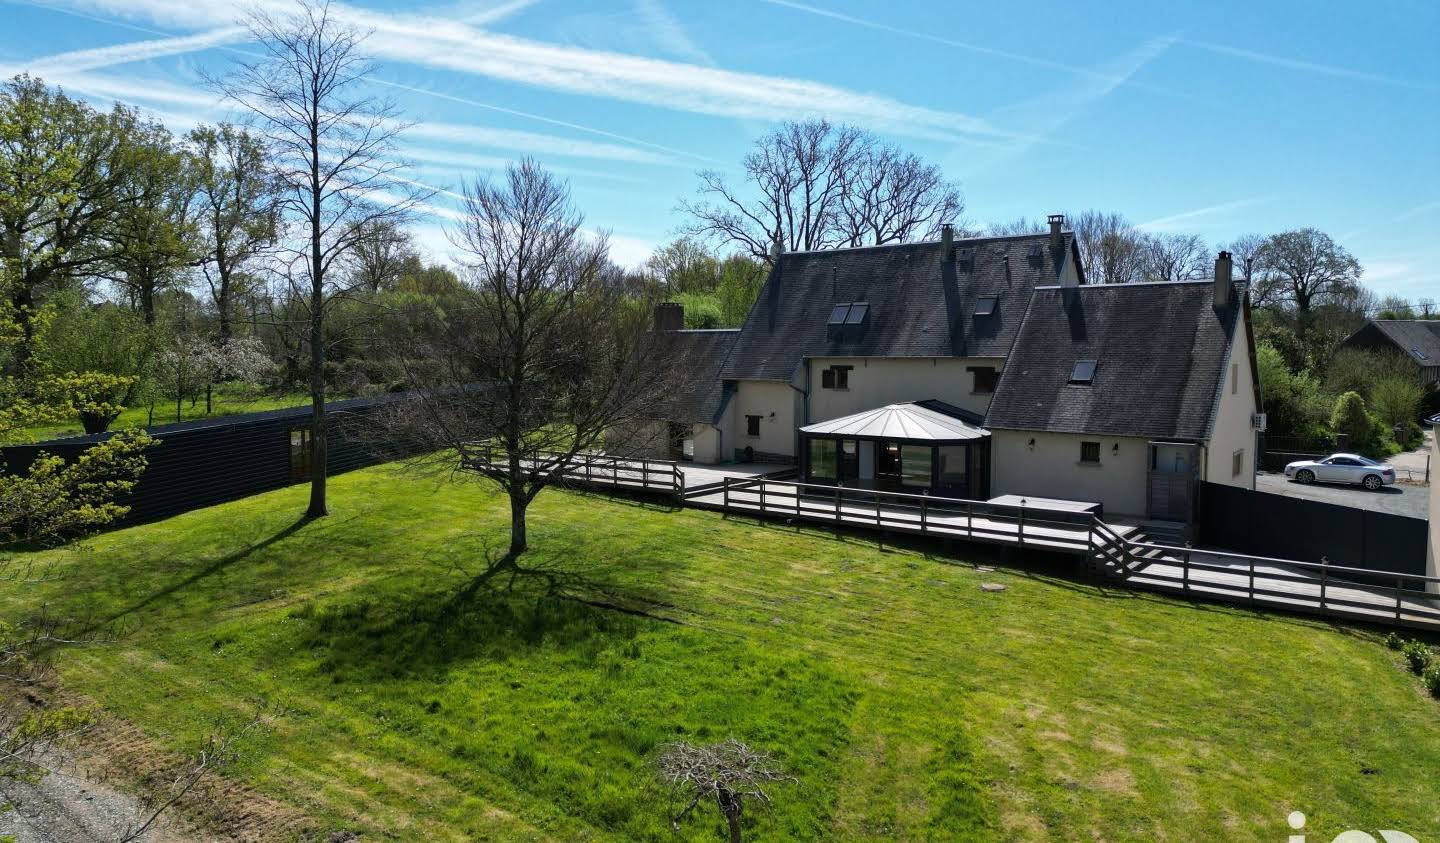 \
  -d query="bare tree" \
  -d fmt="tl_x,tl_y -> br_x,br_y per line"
377,160 -> 675,560
986,217 -> 1045,236
835,142 -> 964,247
1220,232 -> 1265,283
216,0 -> 427,518
657,740 -> 792,843
1069,210 -> 1144,284
1139,232 -> 1208,282
344,218 -> 418,293
1252,228 -> 1362,332
186,123 -> 282,344
681,119 -> 867,263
